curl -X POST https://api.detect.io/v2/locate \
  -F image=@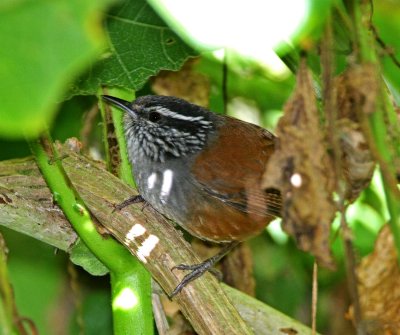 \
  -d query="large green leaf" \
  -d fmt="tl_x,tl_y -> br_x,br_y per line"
73,0 -> 197,95
0,0 -> 113,139
70,238 -> 109,276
